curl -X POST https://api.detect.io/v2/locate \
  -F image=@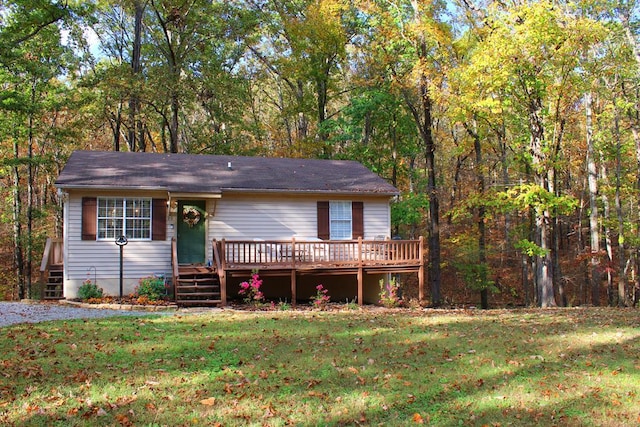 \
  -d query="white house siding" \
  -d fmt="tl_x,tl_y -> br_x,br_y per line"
63,191 -> 171,299
363,199 -> 392,239
208,194 -> 392,242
